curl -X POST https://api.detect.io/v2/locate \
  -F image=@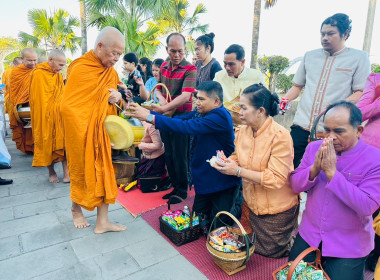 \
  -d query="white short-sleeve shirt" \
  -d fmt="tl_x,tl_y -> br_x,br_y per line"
293,47 -> 370,132
214,67 -> 266,102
